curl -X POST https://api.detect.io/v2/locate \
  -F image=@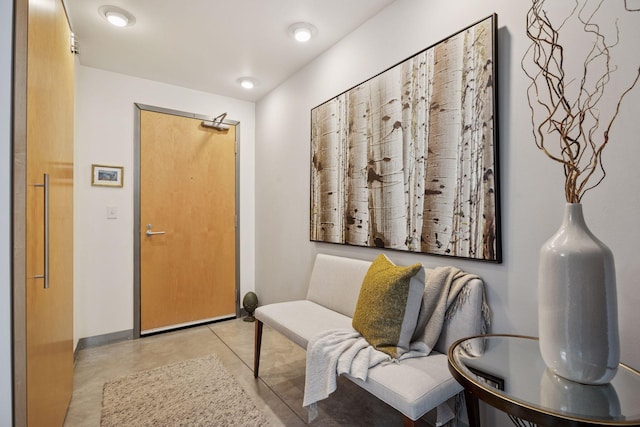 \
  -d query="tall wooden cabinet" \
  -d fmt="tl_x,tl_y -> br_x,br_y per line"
14,0 -> 75,425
